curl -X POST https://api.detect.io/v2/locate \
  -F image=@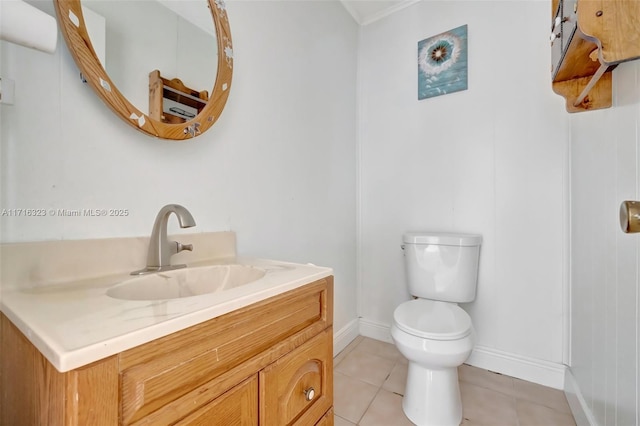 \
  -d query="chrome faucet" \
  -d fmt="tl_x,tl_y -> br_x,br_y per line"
131,204 -> 196,275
